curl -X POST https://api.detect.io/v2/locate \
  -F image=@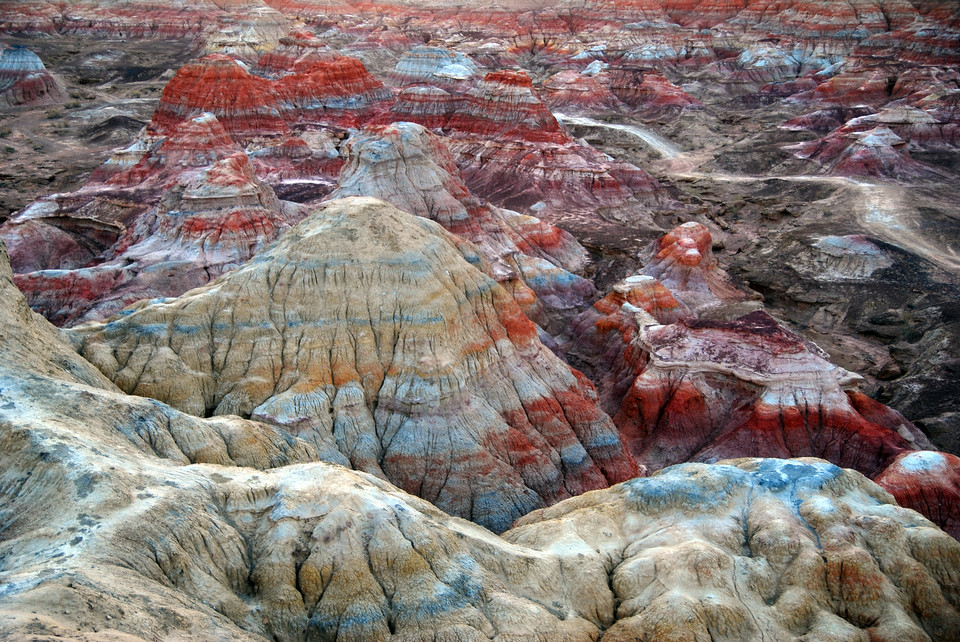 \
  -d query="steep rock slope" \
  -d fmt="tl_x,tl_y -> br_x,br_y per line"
72,197 -> 638,532
329,122 -> 596,332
